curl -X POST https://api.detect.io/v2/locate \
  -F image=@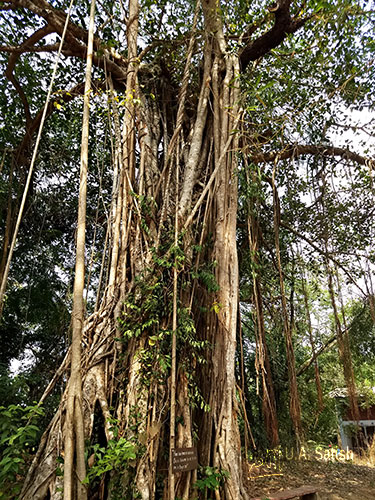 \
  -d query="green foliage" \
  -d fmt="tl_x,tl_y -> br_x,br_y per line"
193,466 -> 230,495
348,300 -> 375,364
83,417 -> 140,499
84,438 -> 137,484
119,241 -> 208,360
192,262 -> 220,293
117,240 -> 212,420
118,254 -> 173,386
0,404 -> 44,498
